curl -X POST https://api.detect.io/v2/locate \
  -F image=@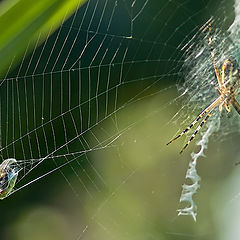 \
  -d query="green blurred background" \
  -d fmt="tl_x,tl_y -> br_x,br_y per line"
0,0 -> 240,240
